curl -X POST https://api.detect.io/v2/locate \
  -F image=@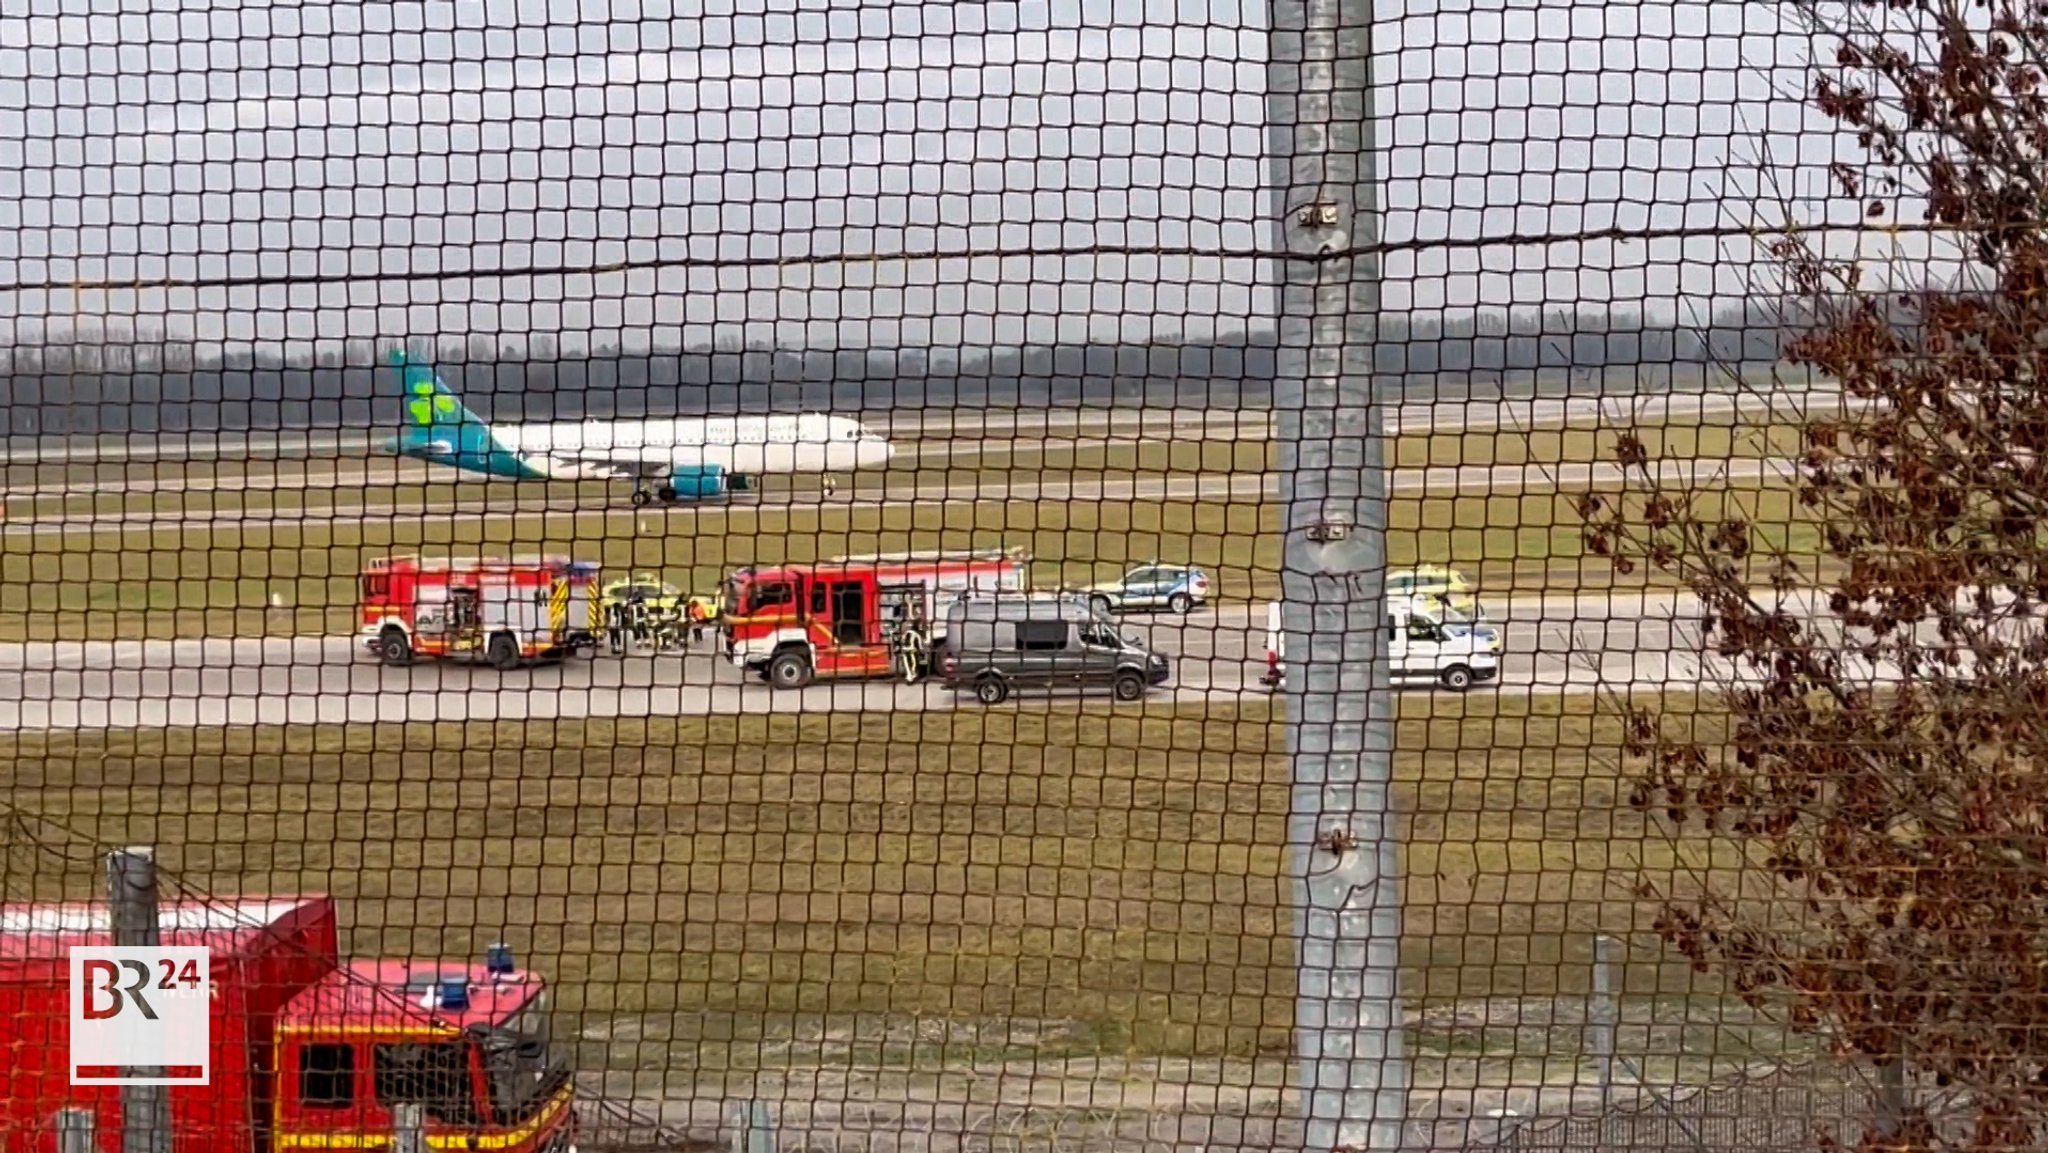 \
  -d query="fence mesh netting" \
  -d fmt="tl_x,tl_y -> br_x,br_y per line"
0,0 -> 1993,1151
